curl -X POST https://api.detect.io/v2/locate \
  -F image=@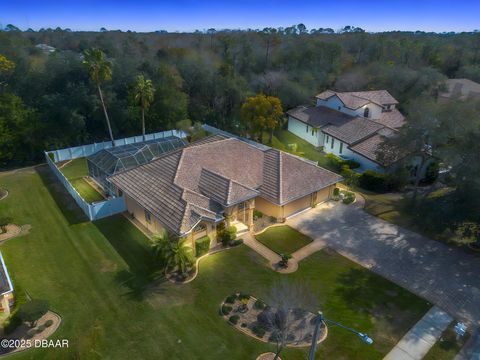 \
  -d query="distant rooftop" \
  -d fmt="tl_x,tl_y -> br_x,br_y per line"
439,78 -> 480,100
